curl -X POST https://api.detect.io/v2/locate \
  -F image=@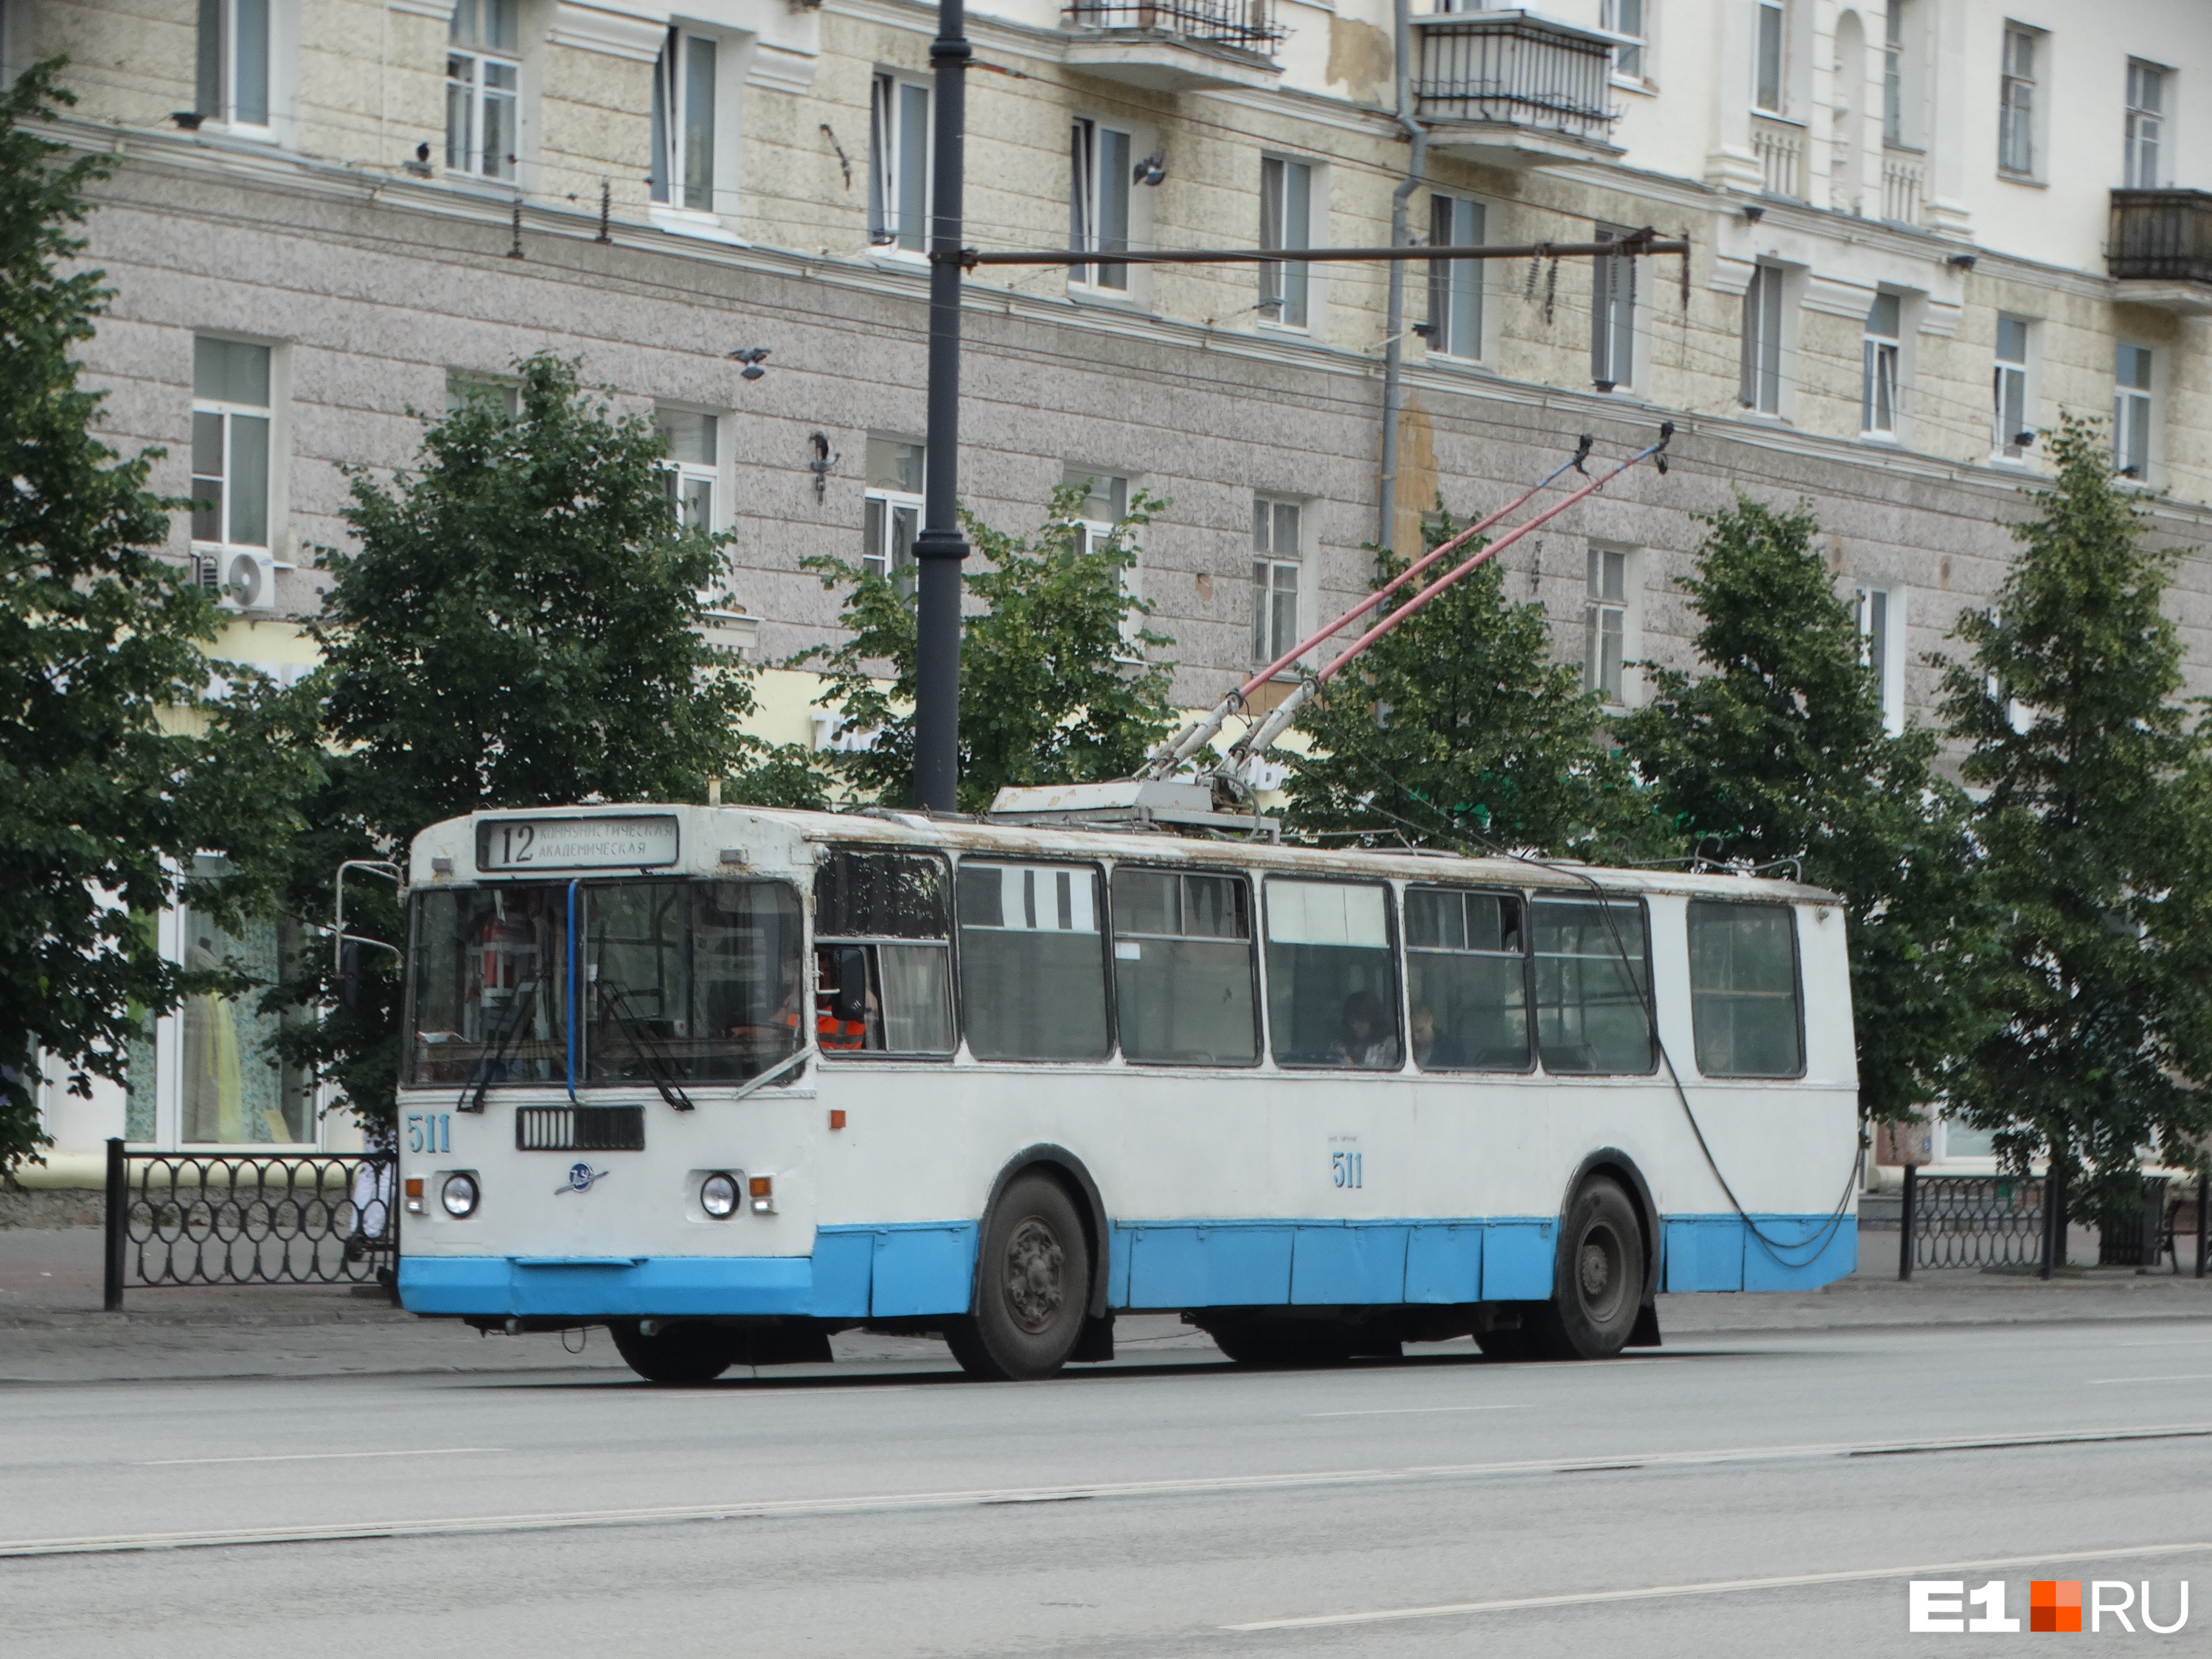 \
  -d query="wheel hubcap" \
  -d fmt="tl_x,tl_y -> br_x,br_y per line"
1578,1225 -> 1622,1315
1004,1217 -> 1065,1333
